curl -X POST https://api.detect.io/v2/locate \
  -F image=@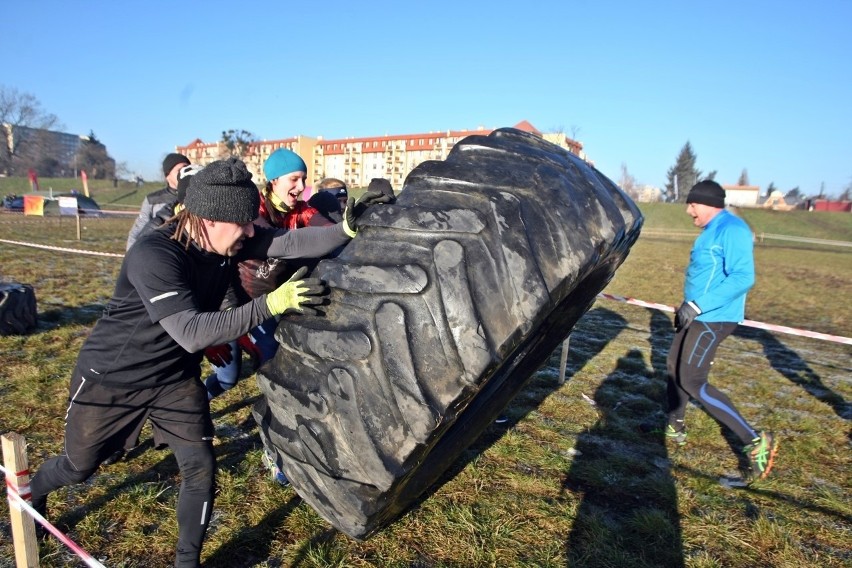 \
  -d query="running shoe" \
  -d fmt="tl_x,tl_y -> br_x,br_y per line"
743,431 -> 778,481
639,422 -> 687,446
262,448 -> 290,486
664,424 -> 688,446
